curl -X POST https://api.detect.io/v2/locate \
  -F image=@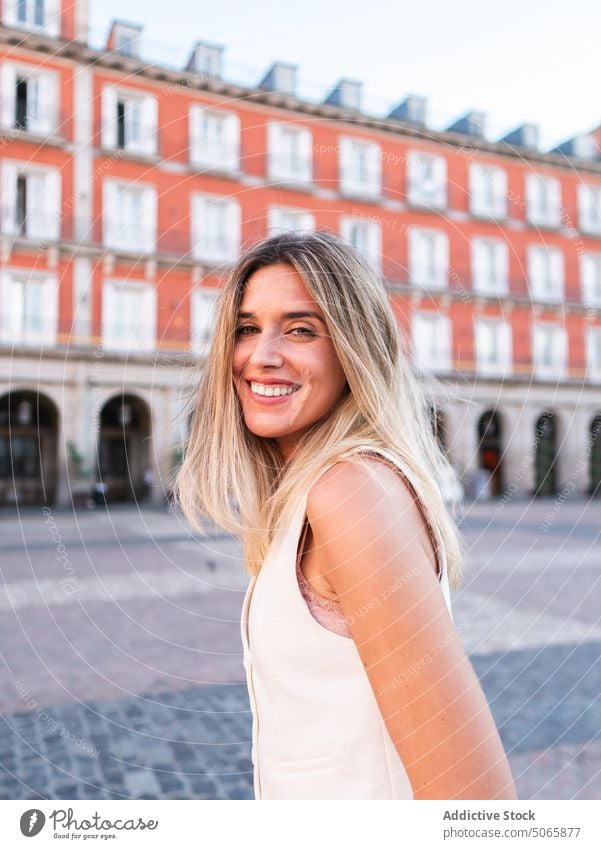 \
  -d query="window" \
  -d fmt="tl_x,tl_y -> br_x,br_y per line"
268,122 -> 312,184
407,151 -> 446,208
339,136 -> 381,198
0,64 -> 59,135
581,253 -> 601,306
0,161 -> 61,240
469,163 -> 507,218
527,245 -> 564,301
102,280 -> 156,353
2,0 -> 60,37
189,106 -> 240,172
526,173 -> 561,228
101,87 -> 158,156
411,312 -> 451,372
0,271 -> 57,345
533,323 -> 566,379
340,216 -> 381,272
408,227 -> 448,289
475,318 -> 512,376
578,184 -> 601,235
191,287 -> 219,356
103,180 -> 157,253
191,194 -> 240,263
471,238 -> 508,295
587,326 -> 601,381
268,205 -> 314,234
